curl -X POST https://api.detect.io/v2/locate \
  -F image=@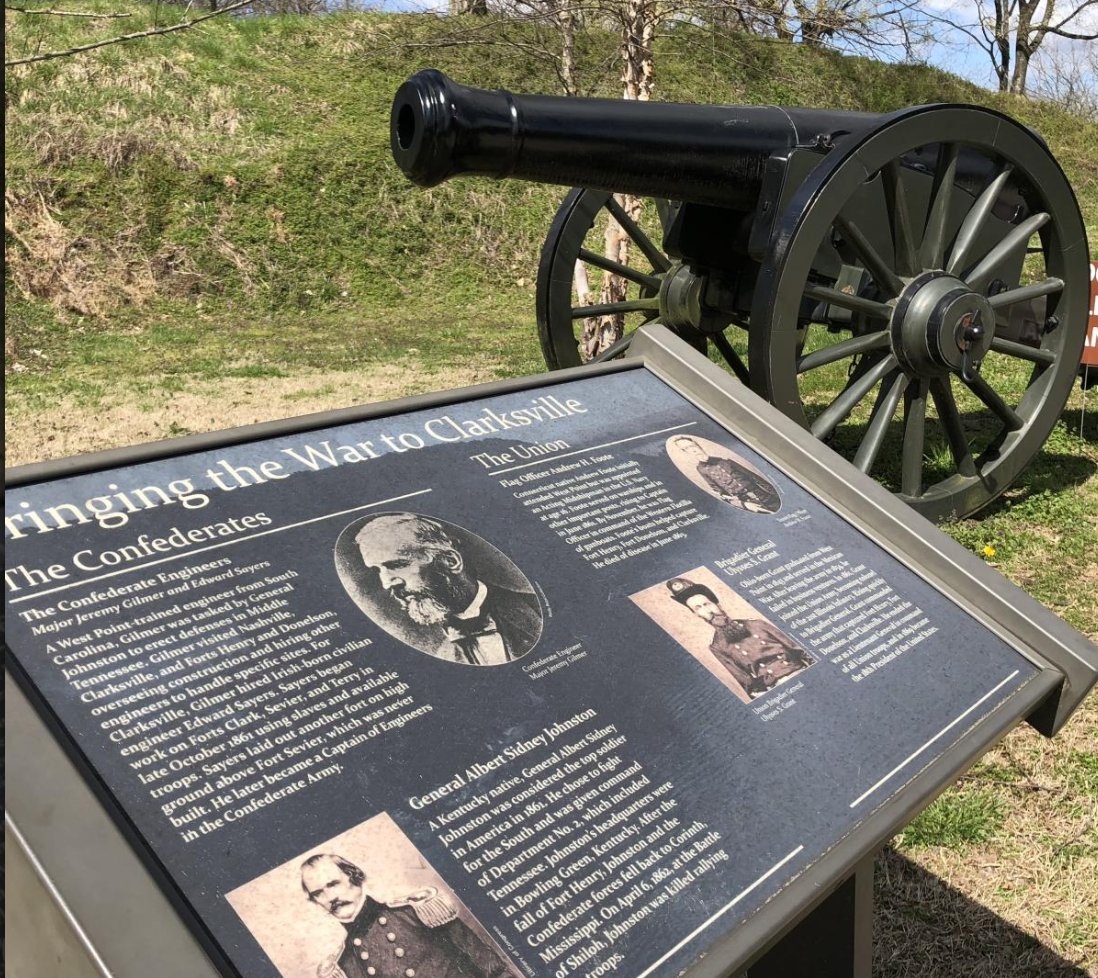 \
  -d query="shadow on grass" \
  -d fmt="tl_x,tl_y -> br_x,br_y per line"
805,395 -> 1097,505
972,448 -> 1097,519
1060,404 -> 1098,443
873,848 -> 1090,978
